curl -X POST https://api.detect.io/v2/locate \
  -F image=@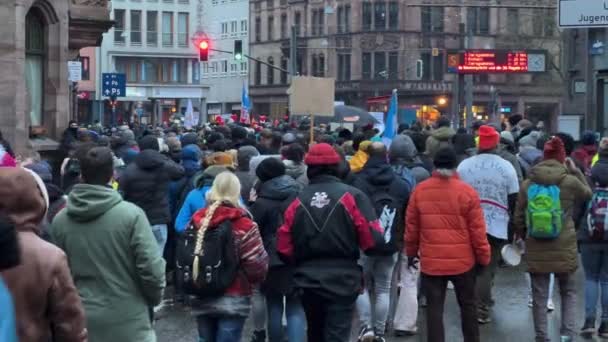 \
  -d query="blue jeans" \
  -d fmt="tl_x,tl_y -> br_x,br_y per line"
581,245 -> 608,321
266,293 -> 306,342
196,315 -> 246,342
151,224 -> 168,255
